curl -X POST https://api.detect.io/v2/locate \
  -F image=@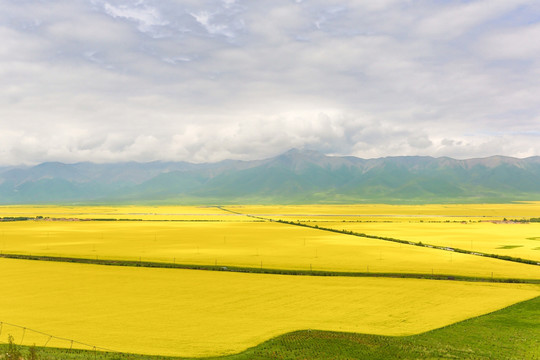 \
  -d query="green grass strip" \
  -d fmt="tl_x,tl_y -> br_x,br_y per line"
0,253 -> 538,284
218,207 -> 540,267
